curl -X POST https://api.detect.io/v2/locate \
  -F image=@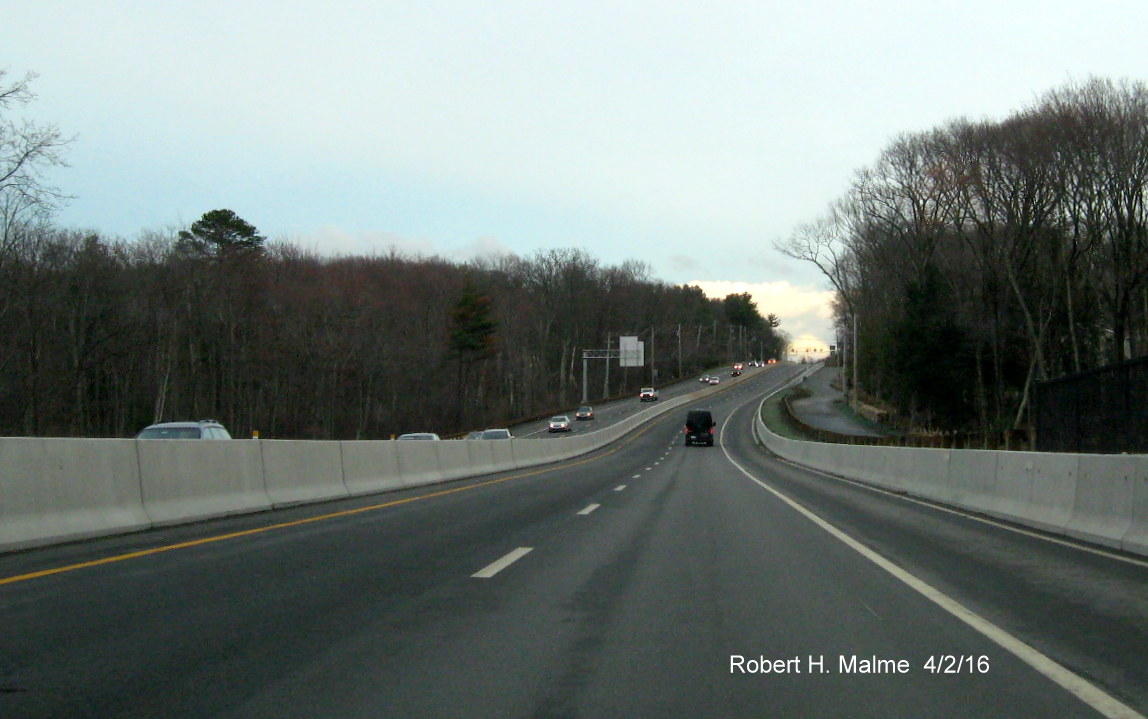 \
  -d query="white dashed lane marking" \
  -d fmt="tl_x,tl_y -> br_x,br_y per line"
472,547 -> 533,579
